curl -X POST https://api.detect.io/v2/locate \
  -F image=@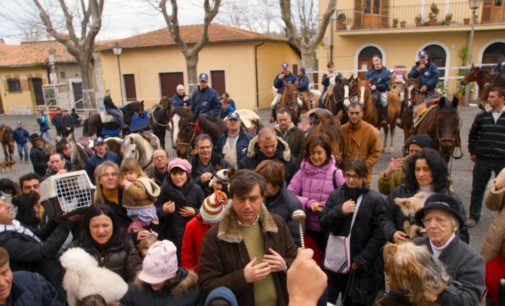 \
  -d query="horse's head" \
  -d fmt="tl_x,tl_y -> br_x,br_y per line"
436,96 -> 461,163
460,64 -> 478,86
172,110 -> 197,158
122,135 -> 139,160
282,83 -> 299,106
